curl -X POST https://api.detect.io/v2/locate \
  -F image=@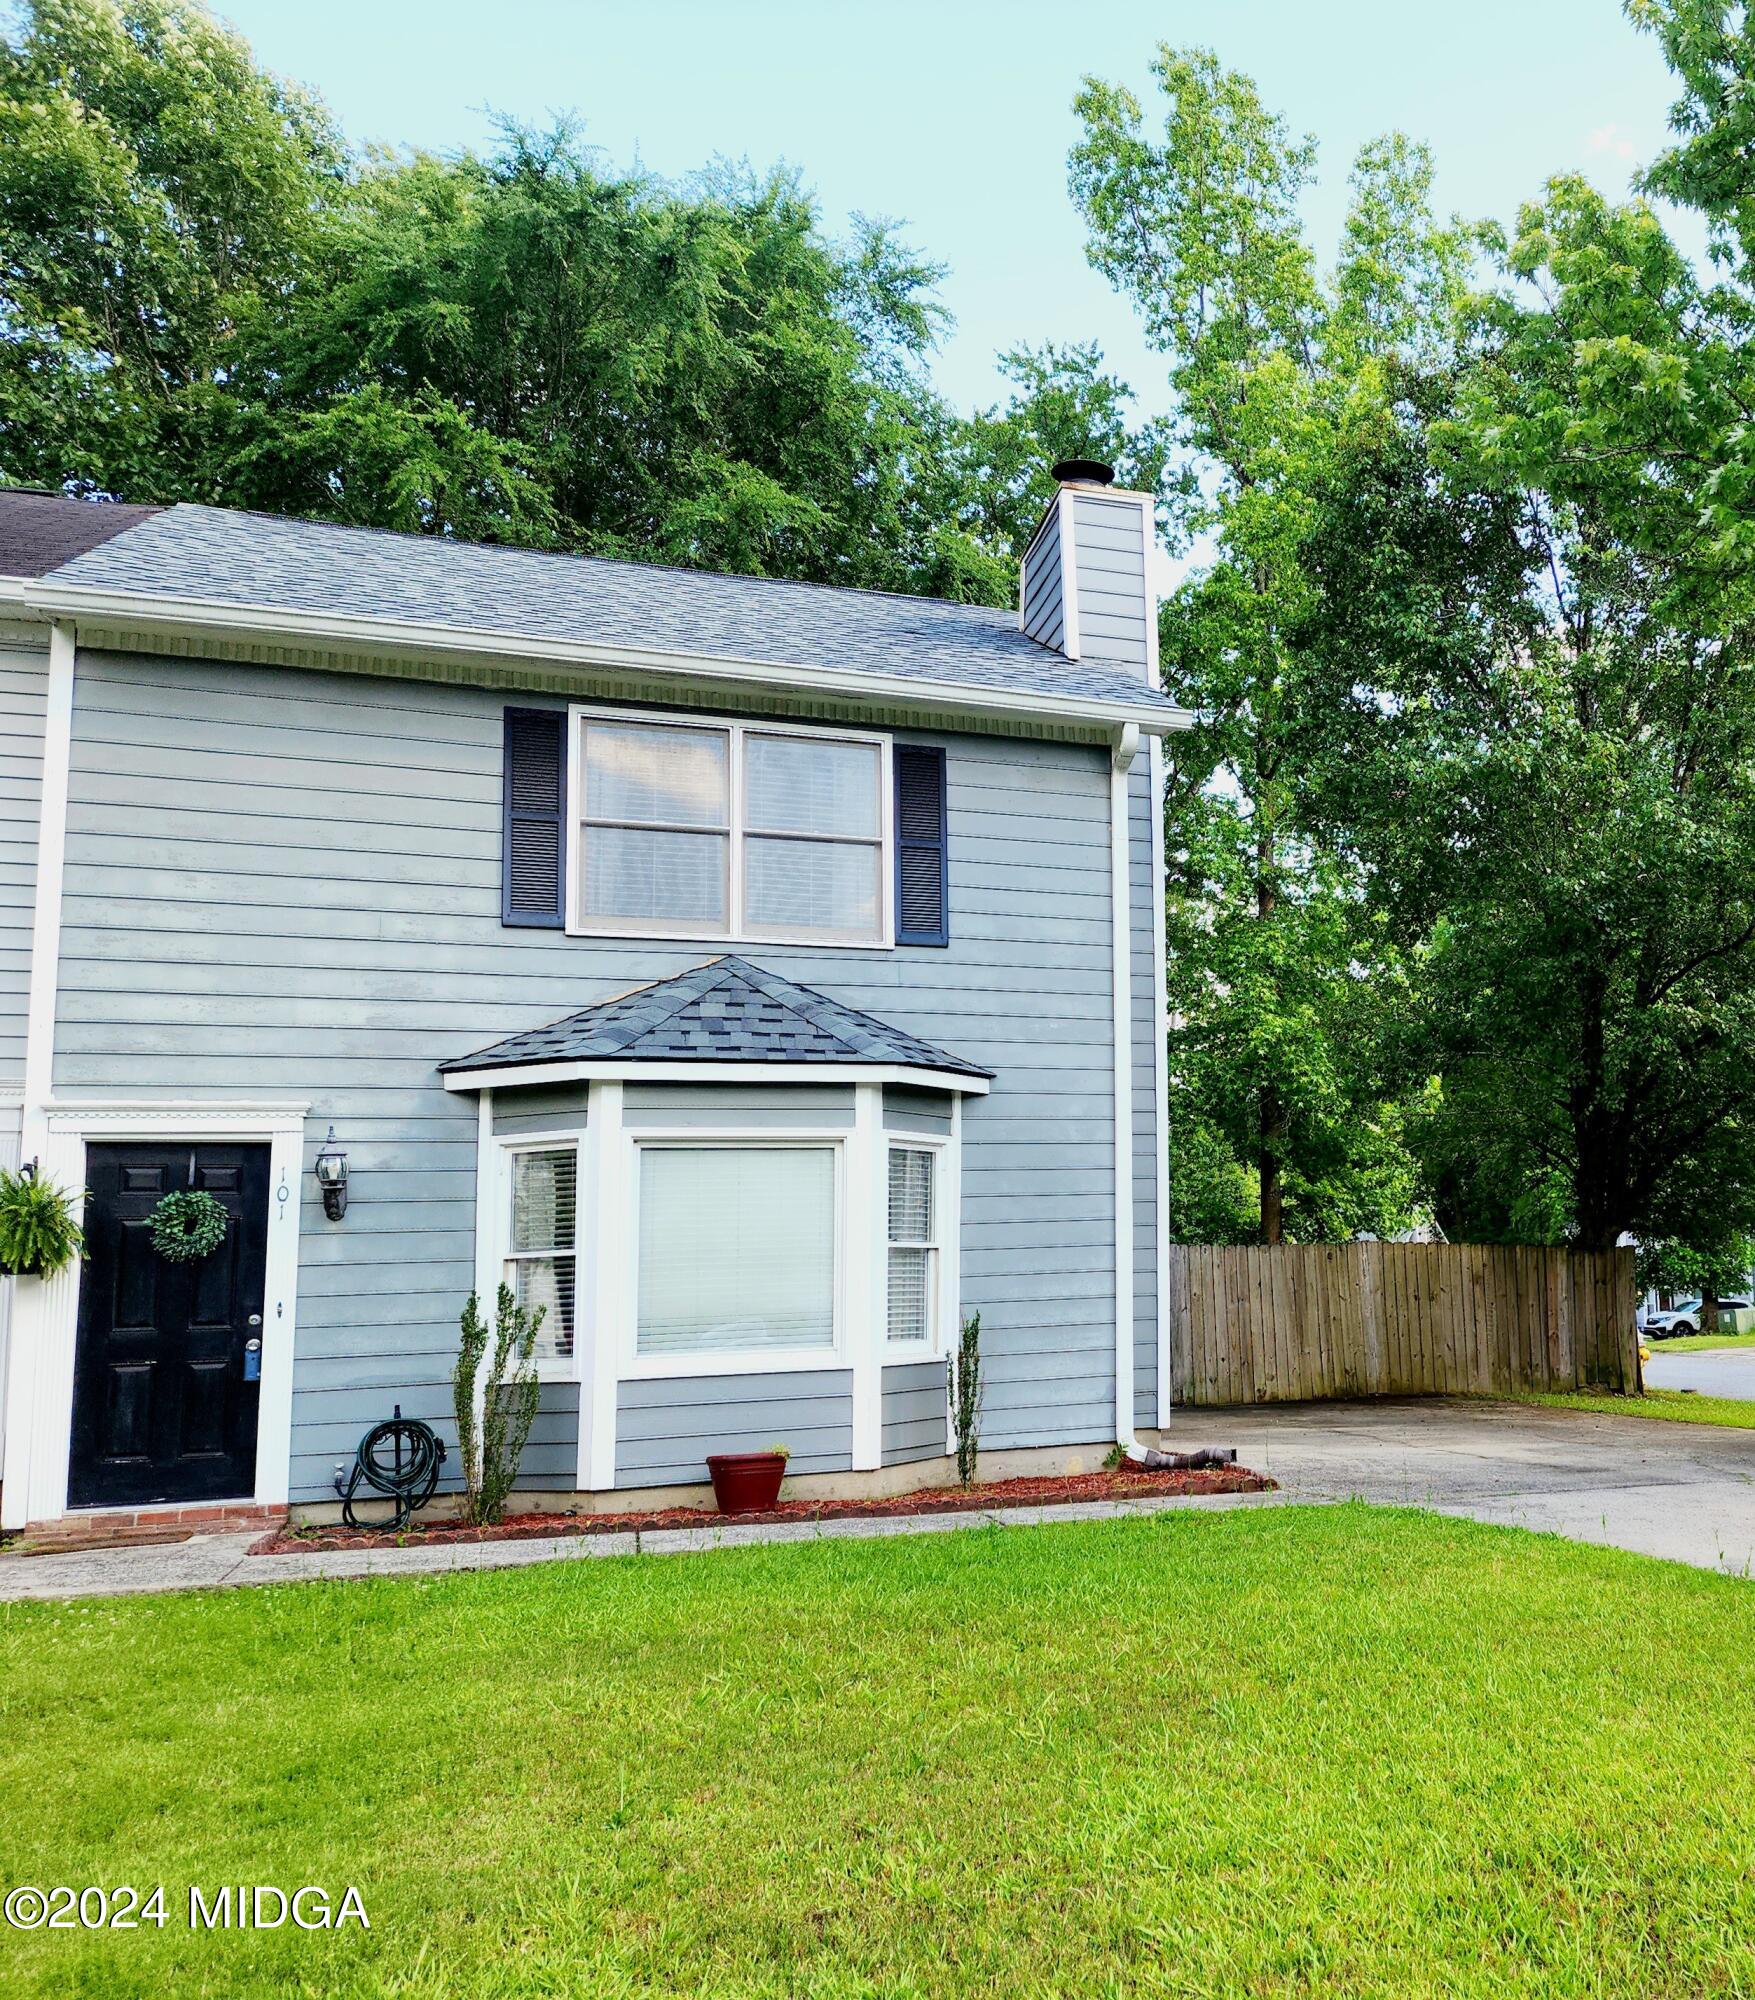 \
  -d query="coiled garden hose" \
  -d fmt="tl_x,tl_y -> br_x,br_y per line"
334,1407 -> 447,1530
